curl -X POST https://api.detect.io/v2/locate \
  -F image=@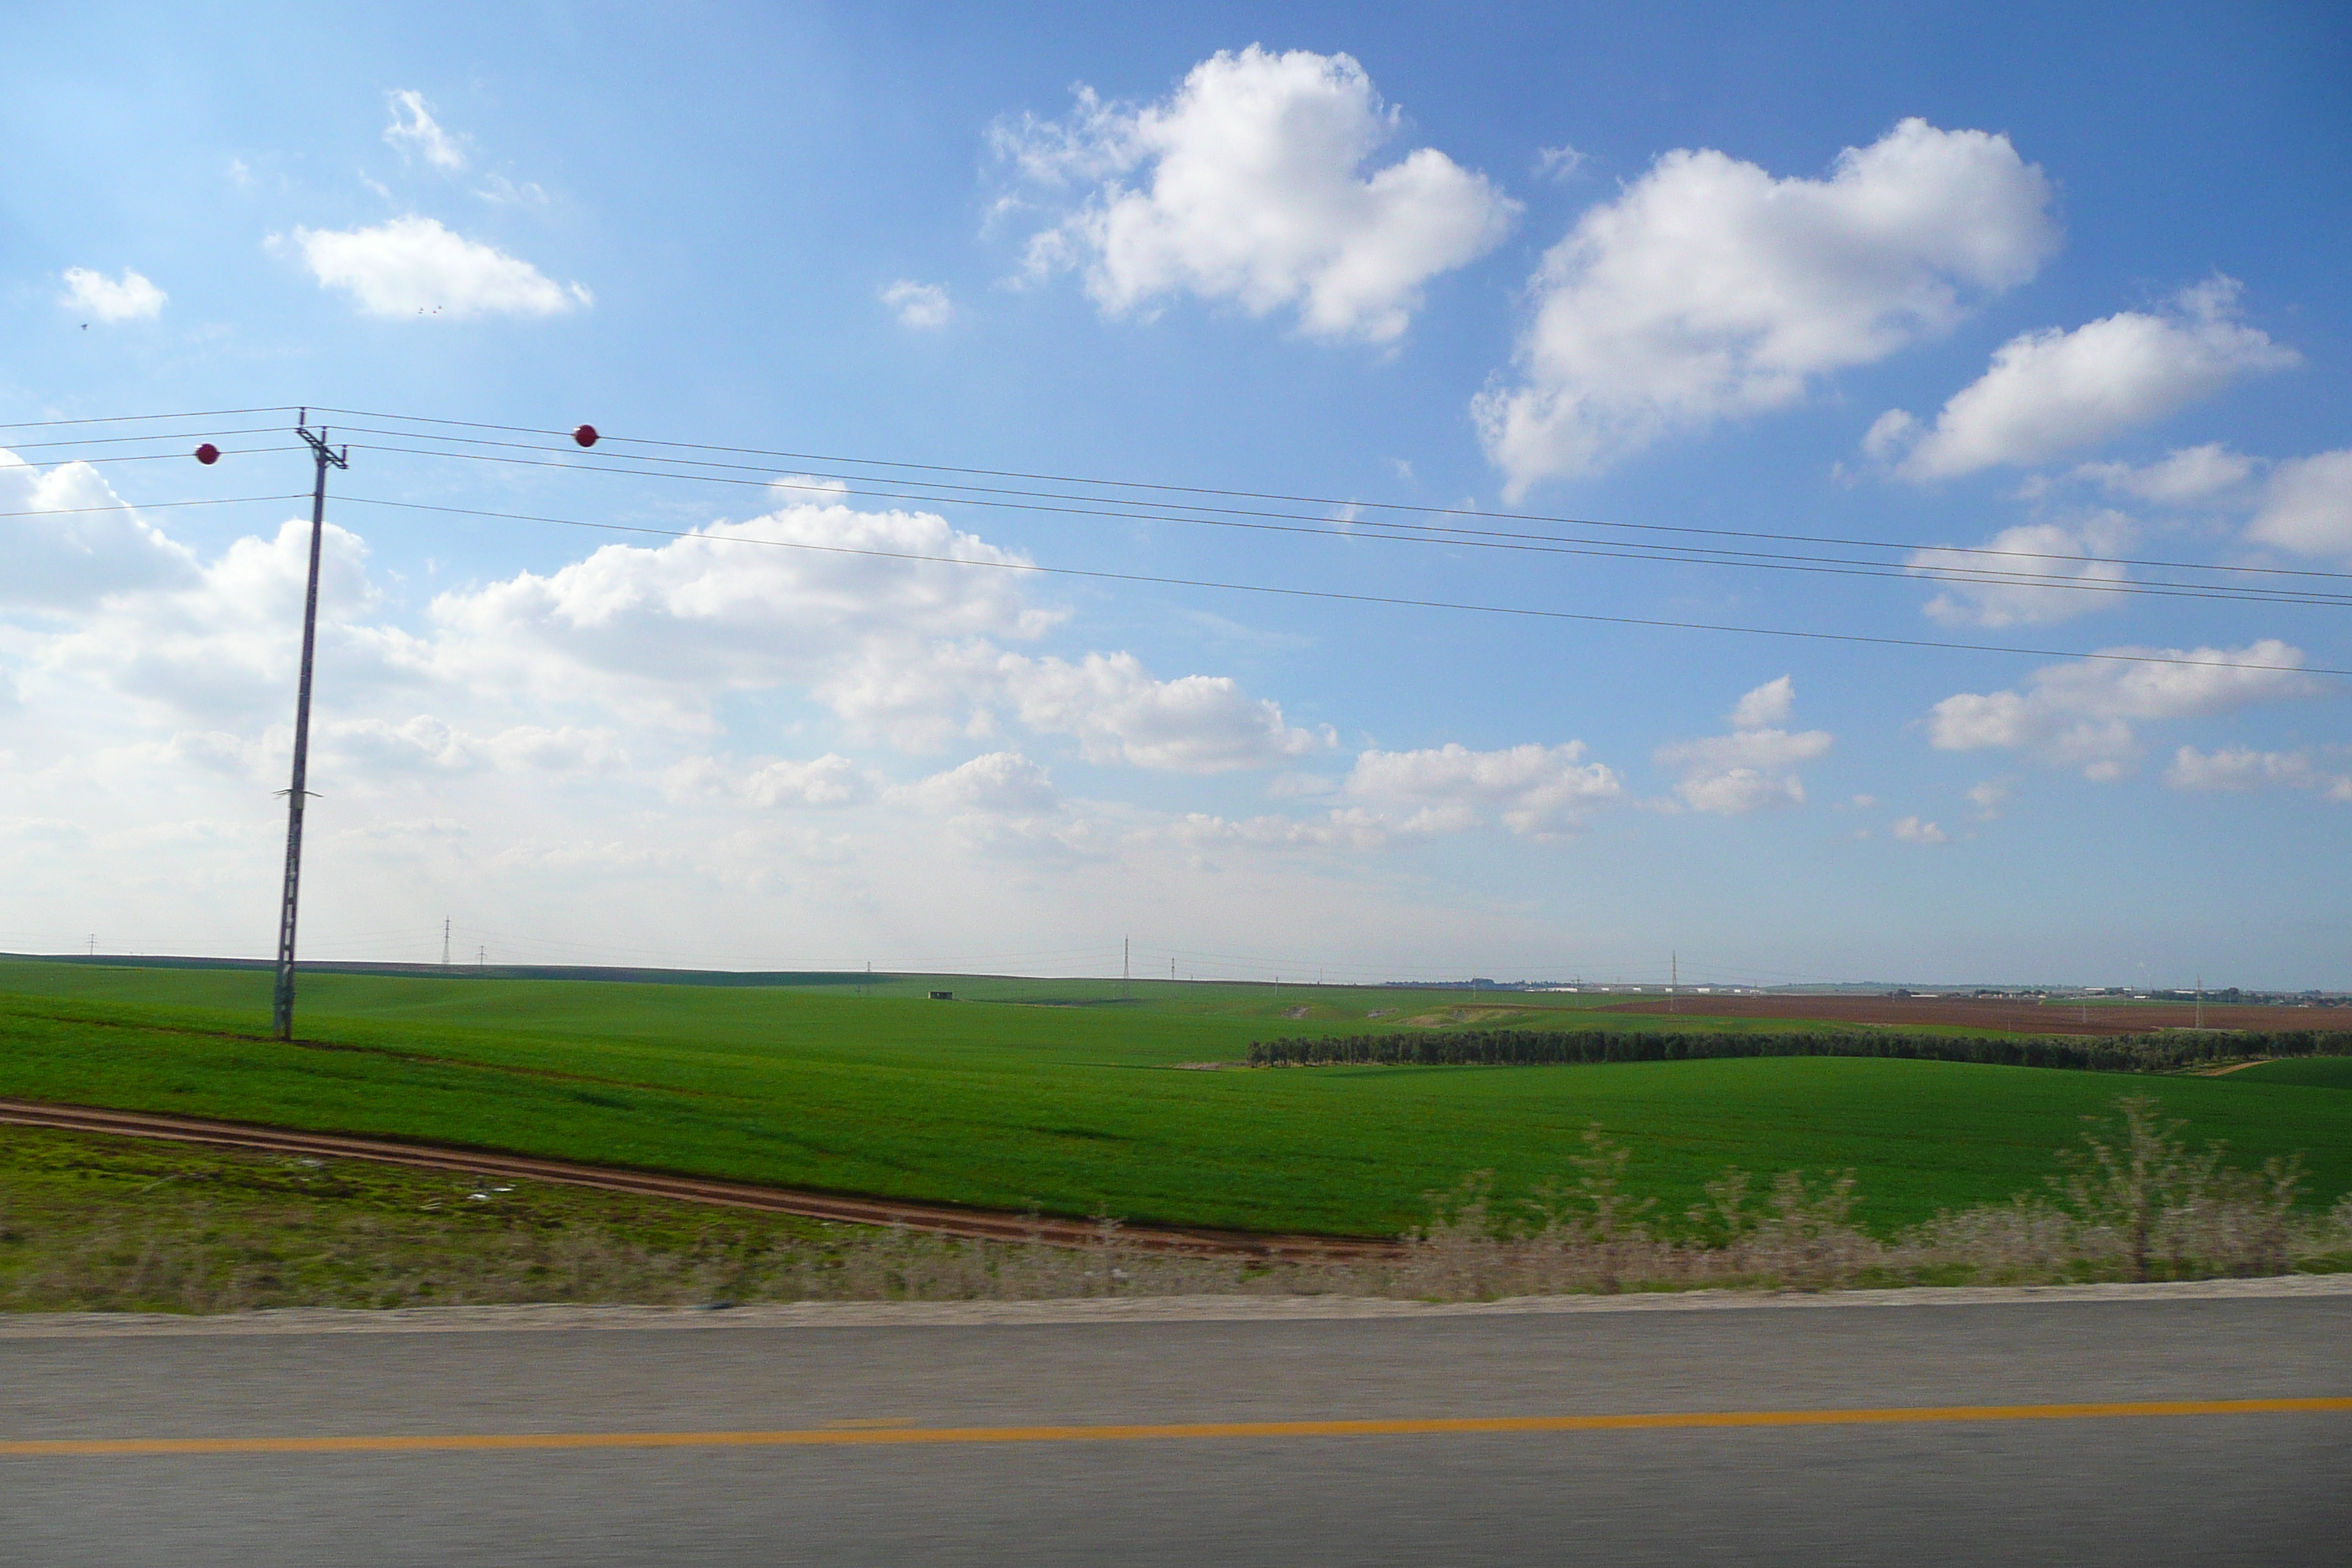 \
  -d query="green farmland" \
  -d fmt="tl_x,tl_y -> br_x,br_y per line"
3,958 -> 2347,1239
